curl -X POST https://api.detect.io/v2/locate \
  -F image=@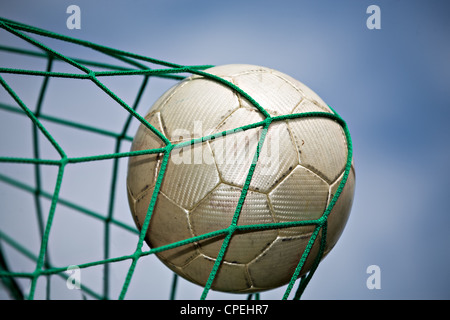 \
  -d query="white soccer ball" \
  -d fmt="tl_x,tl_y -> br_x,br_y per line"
127,64 -> 355,293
